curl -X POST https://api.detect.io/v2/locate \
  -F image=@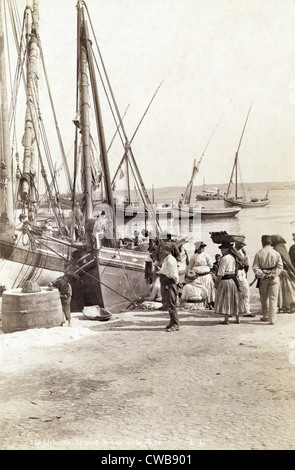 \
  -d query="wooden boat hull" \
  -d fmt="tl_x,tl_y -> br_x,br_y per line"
224,198 -> 270,208
196,194 -> 224,201
66,246 -> 151,313
172,205 -> 241,220
0,233 -> 69,289
115,205 -> 173,220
